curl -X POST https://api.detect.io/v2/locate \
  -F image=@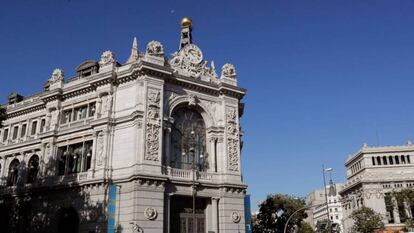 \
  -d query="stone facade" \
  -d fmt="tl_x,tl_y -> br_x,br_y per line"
306,183 -> 344,232
340,143 -> 414,233
0,18 -> 247,233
